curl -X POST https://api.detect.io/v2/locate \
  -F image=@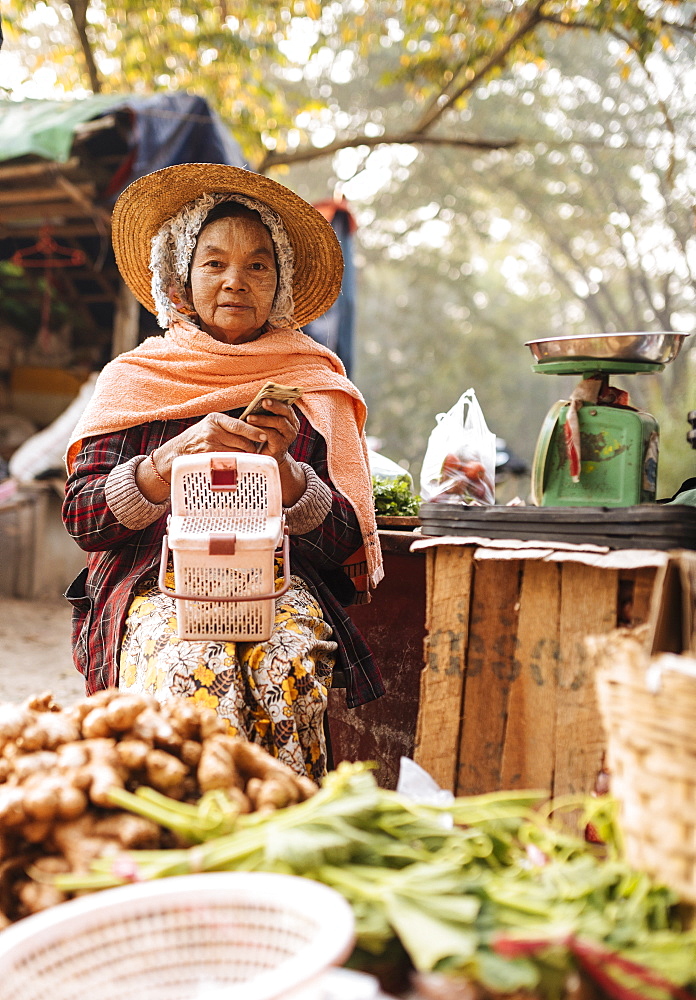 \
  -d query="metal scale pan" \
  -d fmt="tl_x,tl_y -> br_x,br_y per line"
525,331 -> 689,369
